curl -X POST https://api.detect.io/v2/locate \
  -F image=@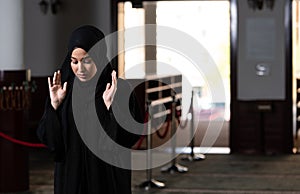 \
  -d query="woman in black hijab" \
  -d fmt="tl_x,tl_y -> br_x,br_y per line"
37,25 -> 142,194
